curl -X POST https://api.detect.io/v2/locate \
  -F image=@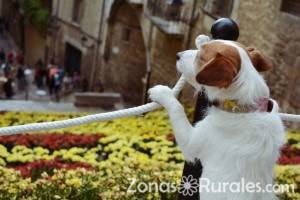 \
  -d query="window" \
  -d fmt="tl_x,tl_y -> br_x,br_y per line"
72,0 -> 84,23
281,0 -> 300,17
121,27 -> 131,41
202,0 -> 234,19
